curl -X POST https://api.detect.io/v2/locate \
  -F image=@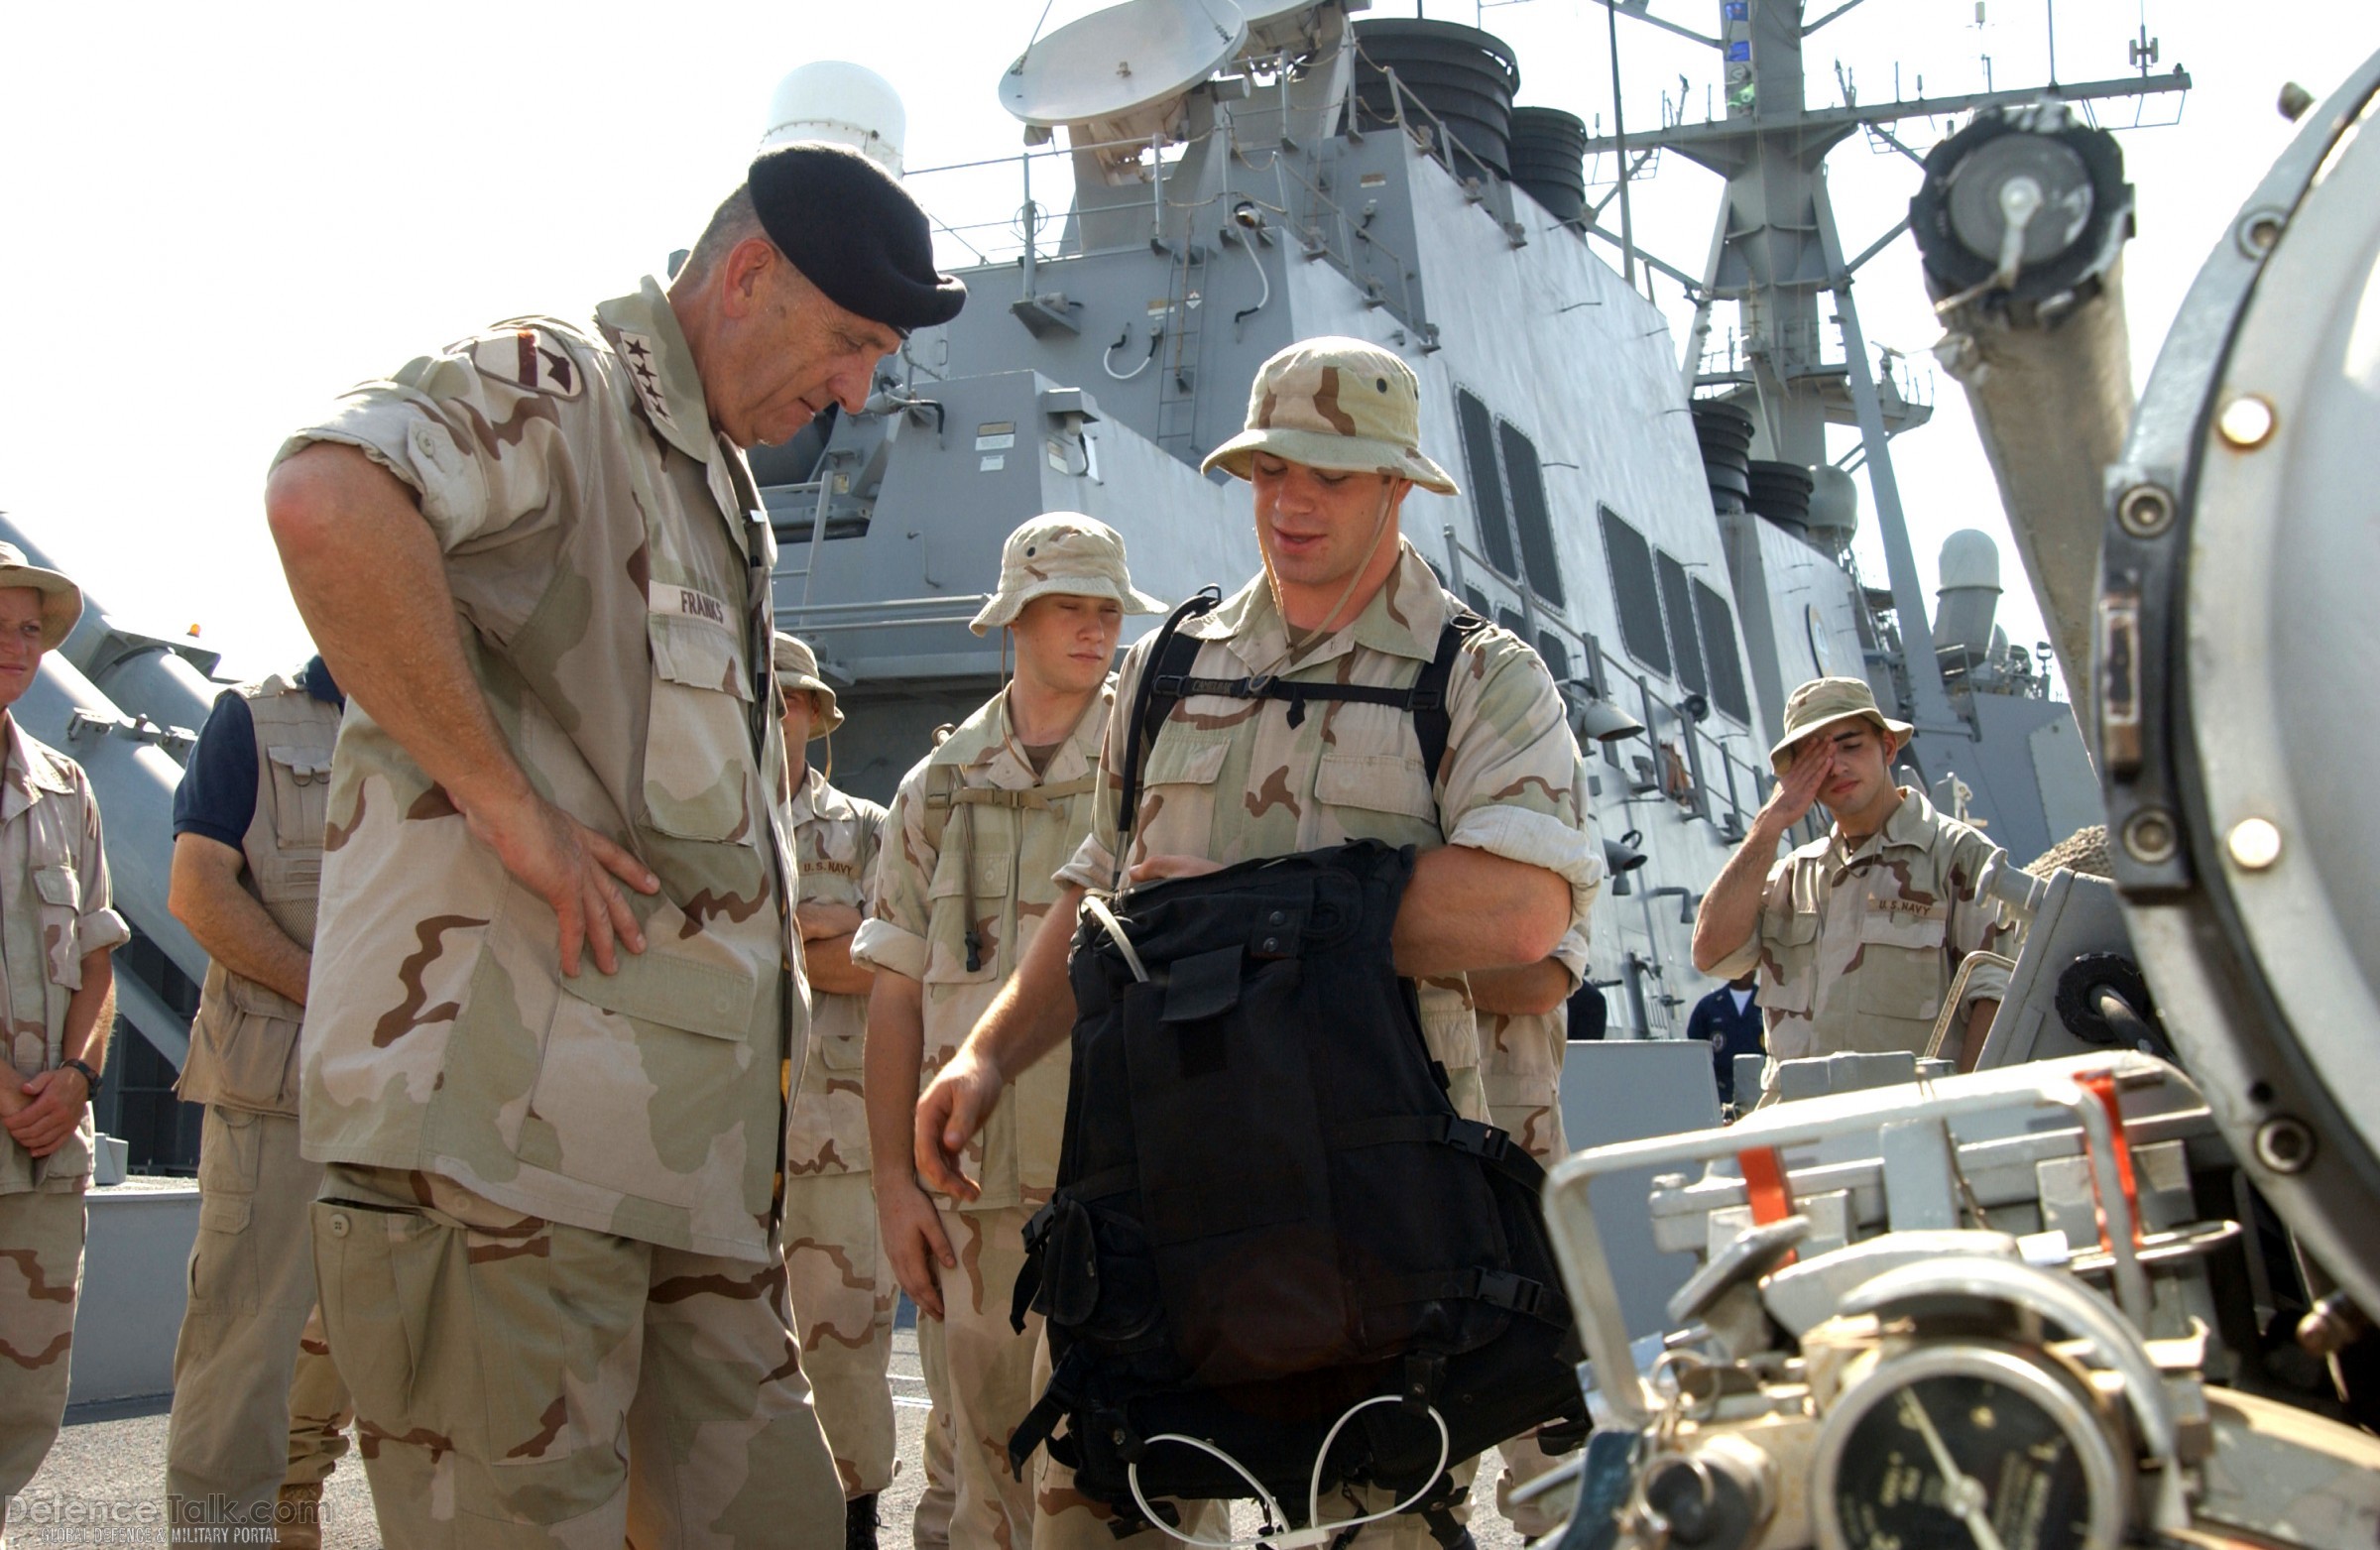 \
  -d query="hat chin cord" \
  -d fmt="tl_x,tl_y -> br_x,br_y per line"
1254,482 -> 1397,676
